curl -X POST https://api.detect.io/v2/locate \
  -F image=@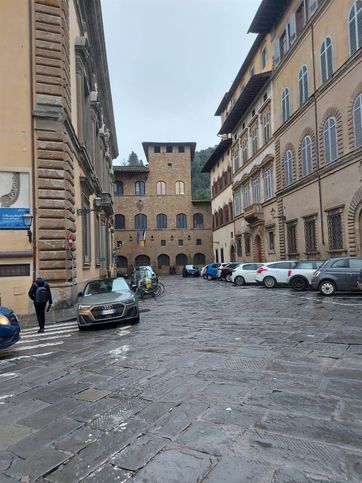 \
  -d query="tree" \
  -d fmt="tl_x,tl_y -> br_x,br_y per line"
191,146 -> 215,200
127,151 -> 144,166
